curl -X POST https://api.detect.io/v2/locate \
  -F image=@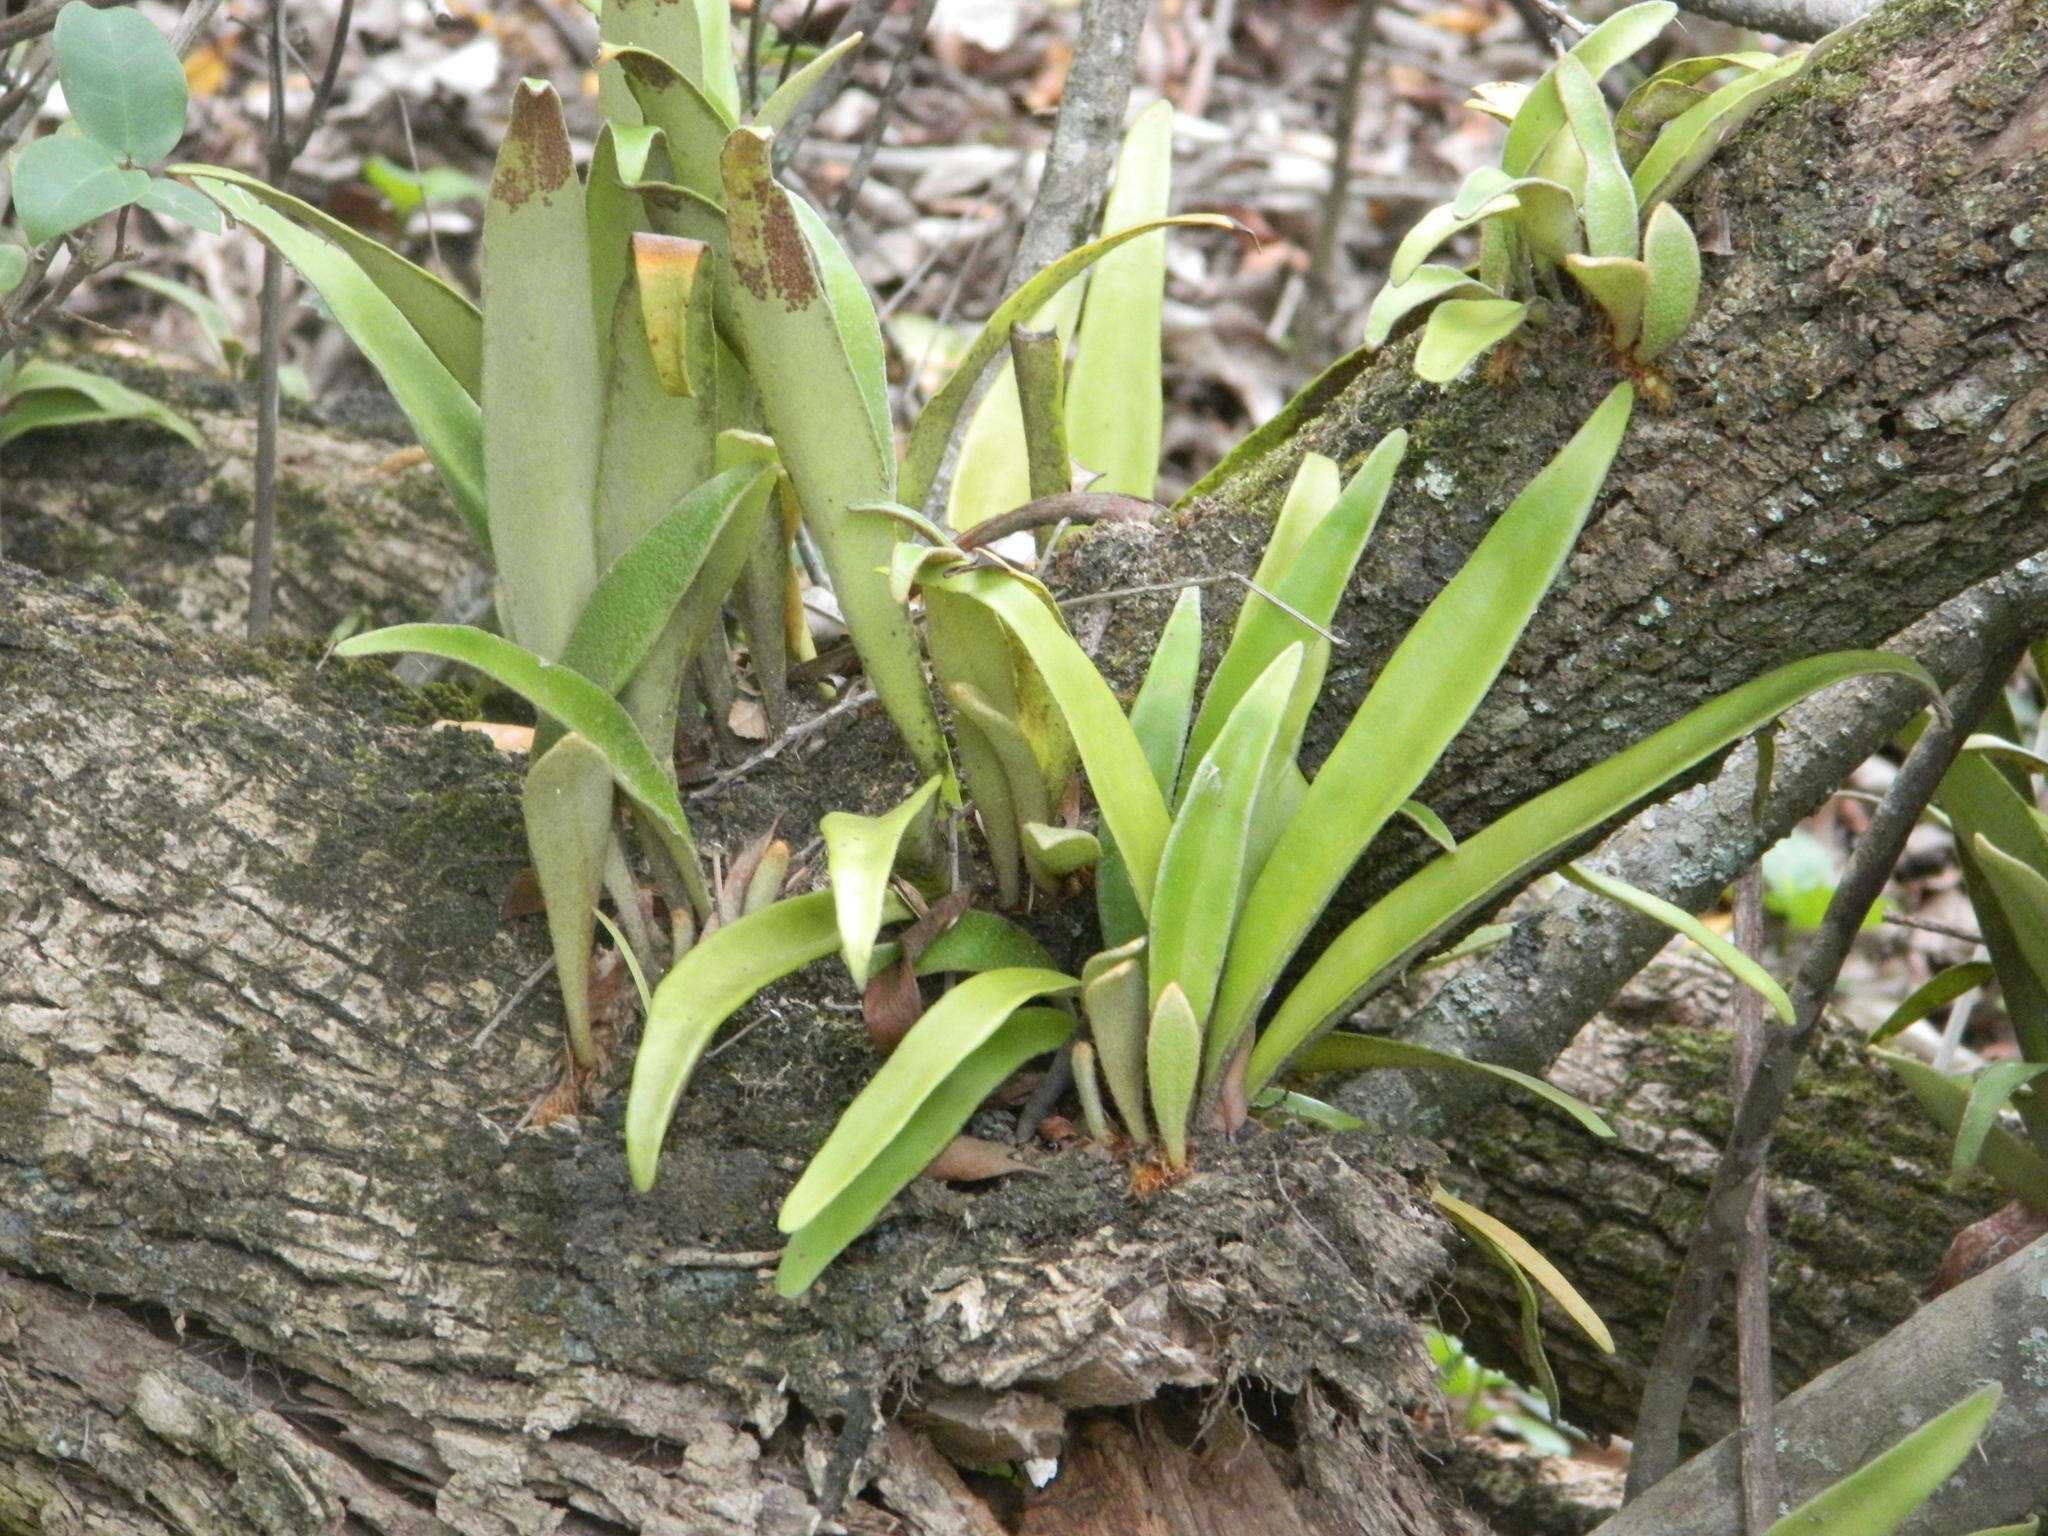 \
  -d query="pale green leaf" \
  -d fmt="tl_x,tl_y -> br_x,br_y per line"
1556,55 -> 1638,260
1217,386 -> 1635,1078
1952,1061 -> 2048,1189
1415,298 -> 1528,383
1432,1187 -> 1615,1352
483,81 -> 604,663
1870,961 -> 1998,1046
175,165 -> 483,397
1398,799 -> 1458,853
913,910 -> 1054,975
134,176 -> 221,233
1065,99 -> 1172,499
1876,1049 -> 2048,1207
1186,431 -> 1404,774
1083,942 -> 1152,1142
754,30 -> 864,130
900,212 -> 1238,511
1254,454 -> 1342,582
0,360 -> 200,448
823,776 -> 942,987
932,567 -> 1173,914
1248,648 -> 1938,1093
0,245 -> 26,293
522,734 -> 615,1069
1562,862 -> 1793,1024
1098,587 -> 1203,948
719,126 -> 951,783
1153,647 -> 1304,1049
776,1006 -> 1073,1294
1760,1383 -> 2002,1536
1973,836 -> 2048,995
1387,191 -> 1522,288
1632,48 -> 1811,211
1022,821 -> 1101,876
1294,1032 -> 1613,1139
1637,202 -> 1702,361
625,891 -> 905,1190
186,179 -> 484,543
1500,2 -> 1677,176
332,624 -> 708,908
1563,255 -> 1648,349
1615,53 -> 1775,164
611,47 -> 732,201
54,1 -> 186,164
1249,1088 -> 1364,1131
1962,733 -> 2048,778
779,966 -> 1080,1231
561,464 -> 772,693
1148,982 -> 1202,1167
